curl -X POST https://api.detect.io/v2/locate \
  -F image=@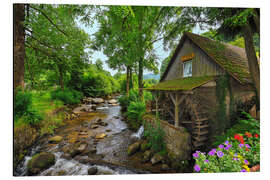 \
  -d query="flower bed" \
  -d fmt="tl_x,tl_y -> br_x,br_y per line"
193,132 -> 260,173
